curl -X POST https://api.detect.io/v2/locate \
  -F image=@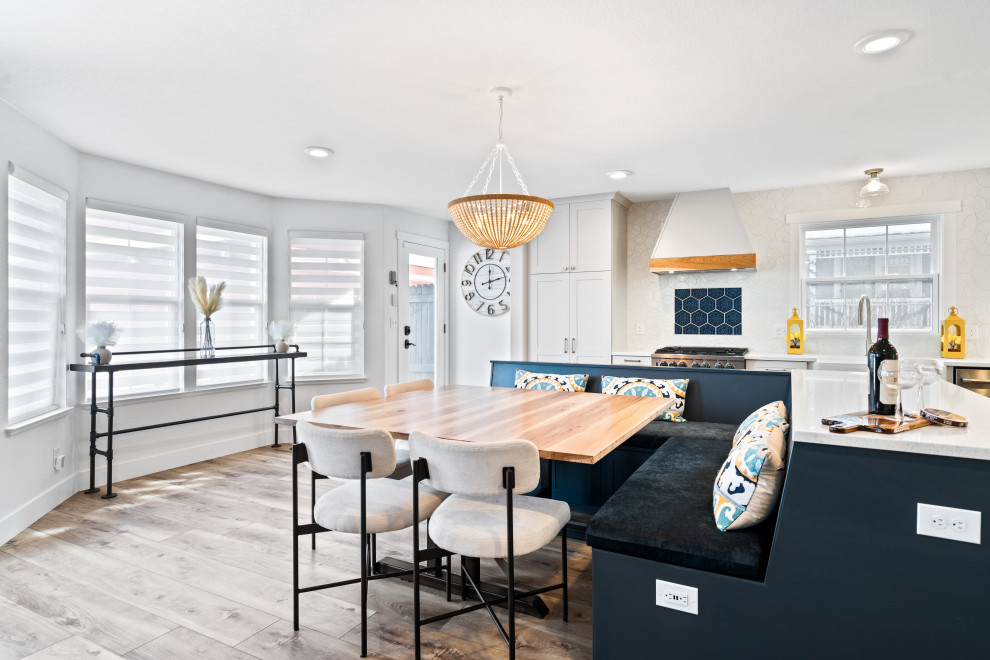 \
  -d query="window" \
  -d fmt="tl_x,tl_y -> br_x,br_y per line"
7,167 -> 67,424
288,232 -> 365,379
801,215 -> 938,331
85,201 -> 183,397
195,221 -> 268,387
